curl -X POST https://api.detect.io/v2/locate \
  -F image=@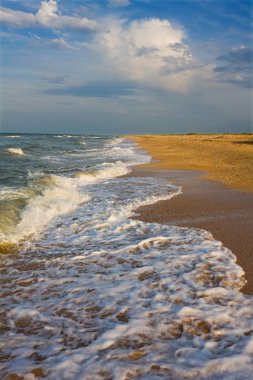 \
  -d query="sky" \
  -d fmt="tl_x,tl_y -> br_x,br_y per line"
0,0 -> 252,135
